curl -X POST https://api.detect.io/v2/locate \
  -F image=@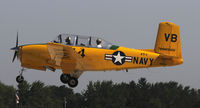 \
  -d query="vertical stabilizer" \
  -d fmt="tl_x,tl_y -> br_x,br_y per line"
154,22 -> 182,58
